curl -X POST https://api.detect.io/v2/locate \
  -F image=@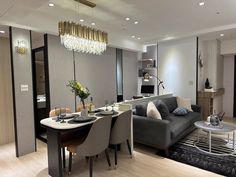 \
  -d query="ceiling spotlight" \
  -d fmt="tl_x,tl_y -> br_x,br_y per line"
134,21 -> 139,24
48,3 -> 55,7
131,35 -> 135,38
80,19 -> 84,22
220,33 -> 224,37
125,17 -> 130,21
0,30 -> 5,34
137,37 -> 141,40
91,22 -> 96,26
199,2 -> 205,6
